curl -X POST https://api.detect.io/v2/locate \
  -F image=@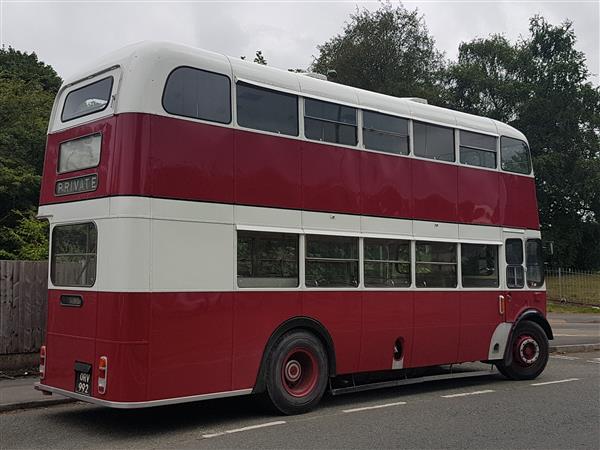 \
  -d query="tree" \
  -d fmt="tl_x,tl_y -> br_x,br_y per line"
241,50 -> 268,65
253,50 -> 267,65
444,17 -> 600,269
0,47 -> 61,260
311,2 -> 445,103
